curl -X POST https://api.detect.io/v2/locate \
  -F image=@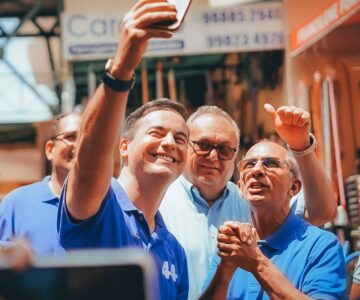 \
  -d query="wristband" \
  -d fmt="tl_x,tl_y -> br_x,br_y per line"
287,133 -> 317,157
102,59 -> 136,92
